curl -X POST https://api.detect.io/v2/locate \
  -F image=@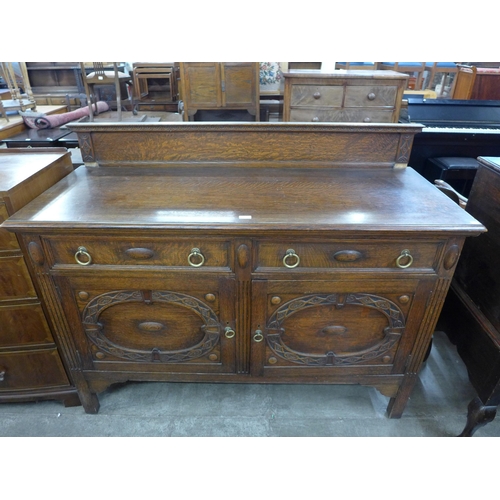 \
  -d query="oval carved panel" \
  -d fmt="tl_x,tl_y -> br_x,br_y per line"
81,290 -> 221,363
443,244 -> 460,270
125,247 -> 155,260
333,250 -> 362,262
266,292 -> 405,366
28,241 -> 44,266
